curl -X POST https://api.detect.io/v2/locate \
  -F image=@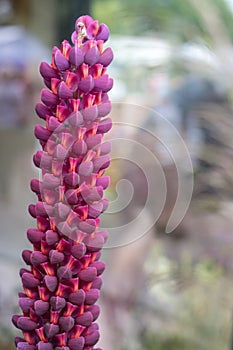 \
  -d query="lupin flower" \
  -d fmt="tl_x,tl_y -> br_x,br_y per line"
12,15 -> 113,350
